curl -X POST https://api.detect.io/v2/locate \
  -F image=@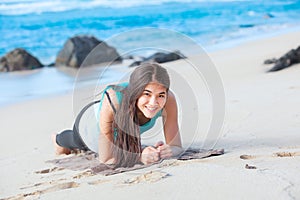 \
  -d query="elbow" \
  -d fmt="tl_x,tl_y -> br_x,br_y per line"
171,146 -> 184,157
99,156 -> 115,165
